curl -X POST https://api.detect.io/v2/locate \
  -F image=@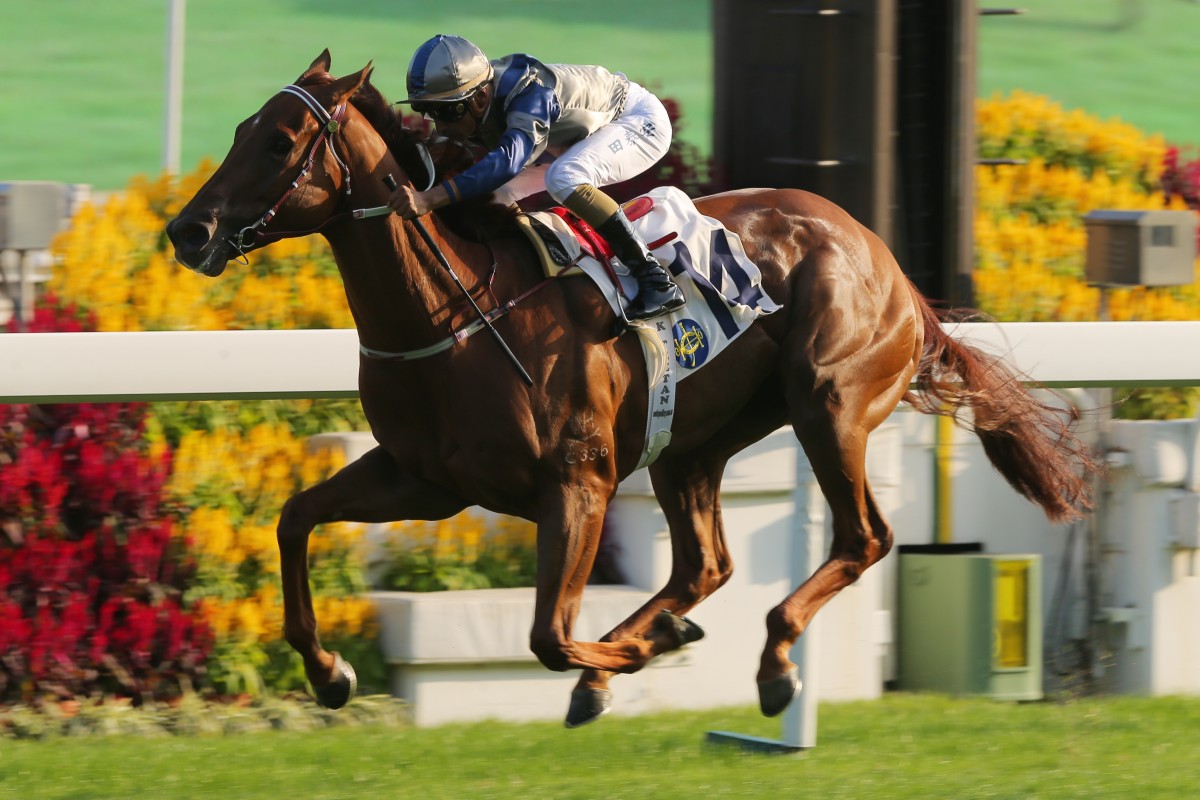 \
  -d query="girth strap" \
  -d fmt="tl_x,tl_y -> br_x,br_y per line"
359,277 -> 554,362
